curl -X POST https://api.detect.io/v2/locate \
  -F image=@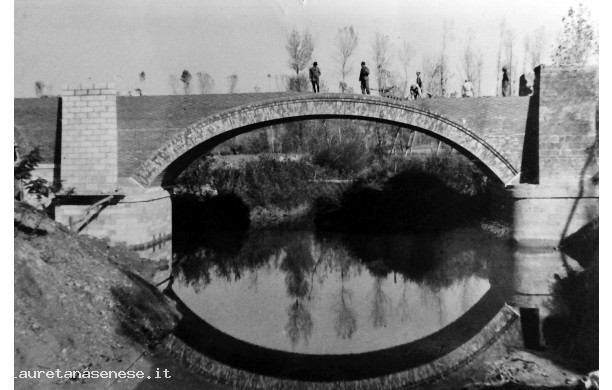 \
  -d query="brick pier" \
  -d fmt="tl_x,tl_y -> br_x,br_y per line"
53,83 -> 172,262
